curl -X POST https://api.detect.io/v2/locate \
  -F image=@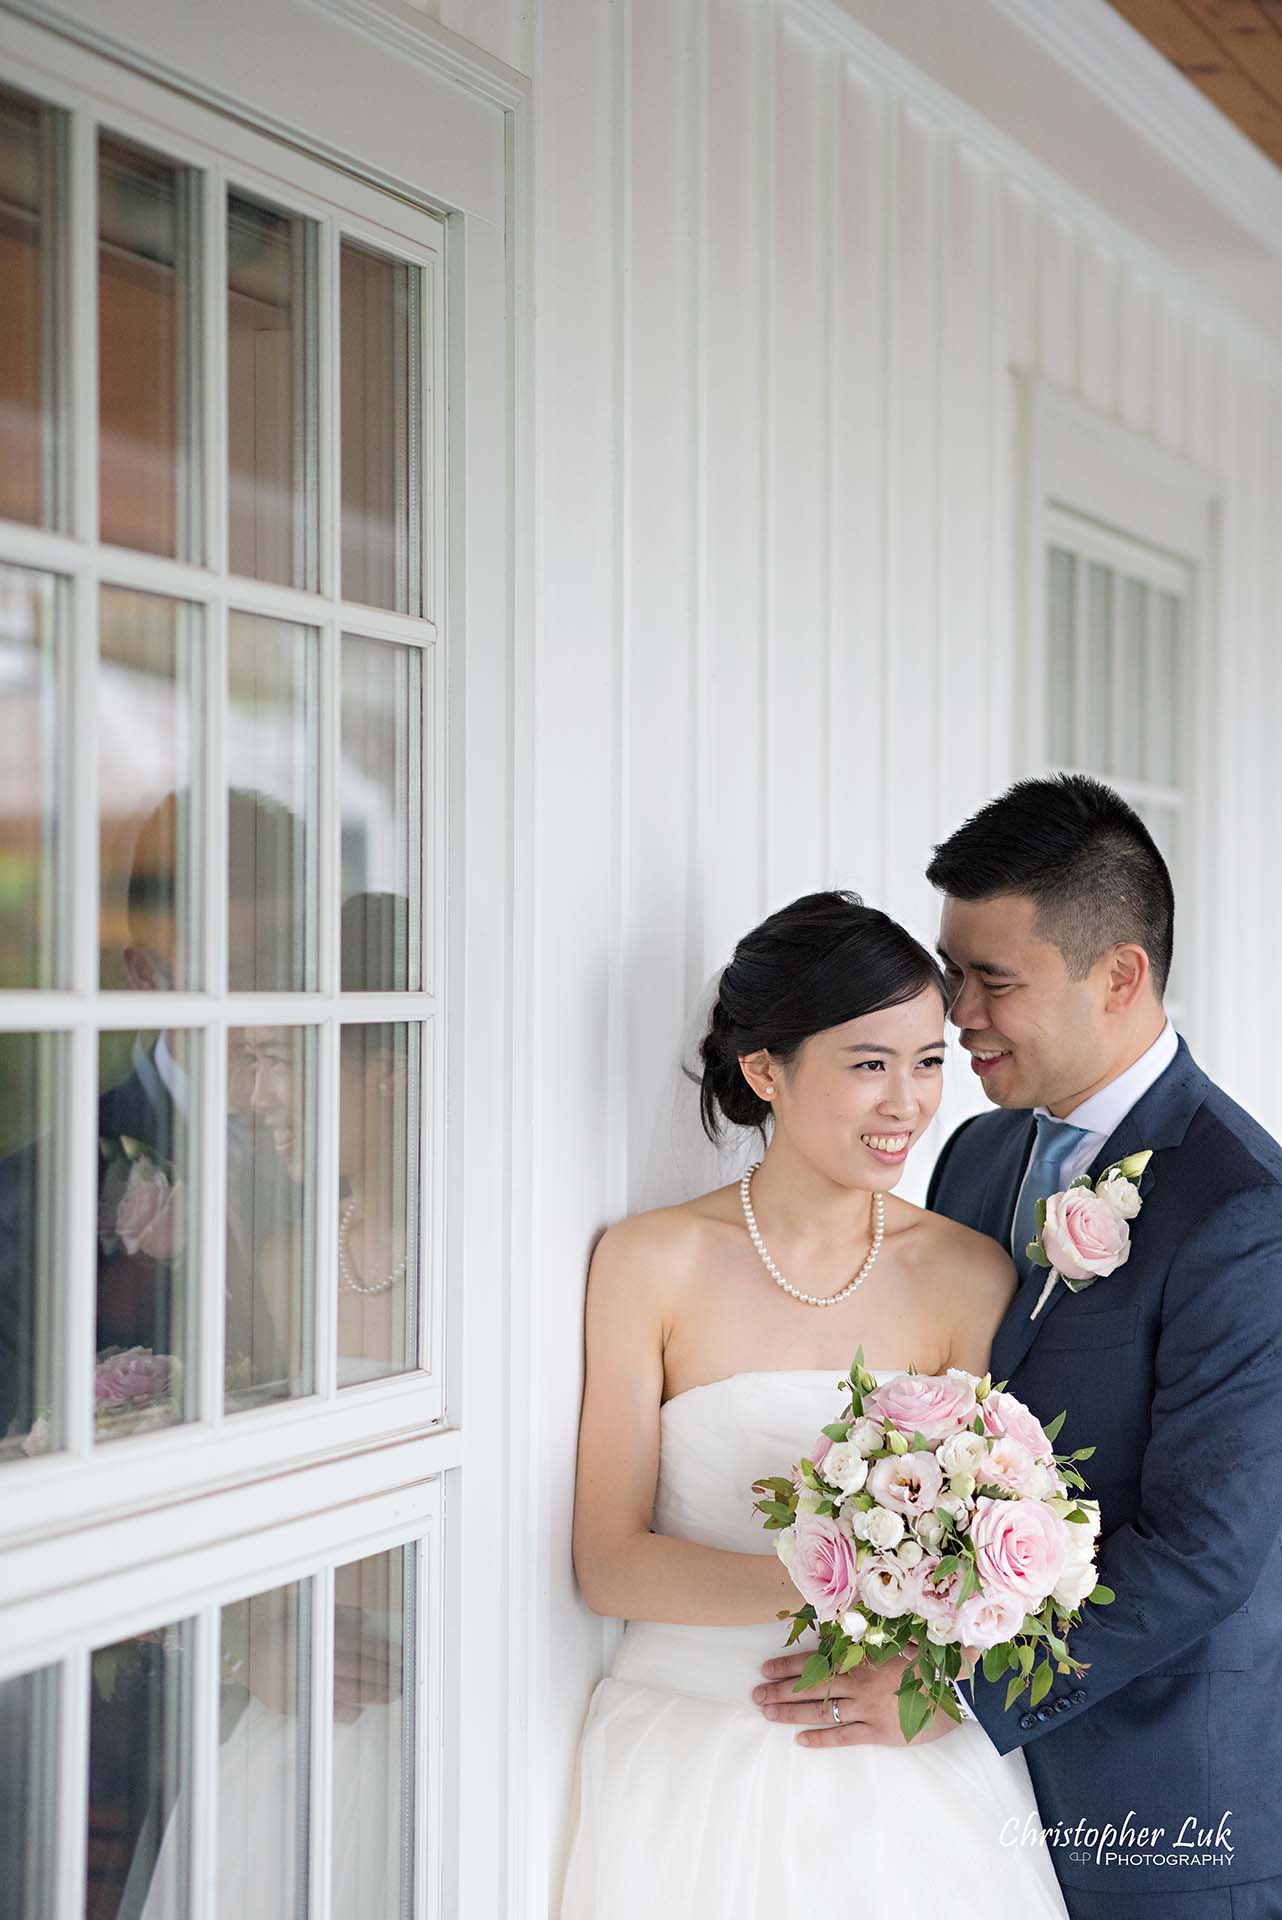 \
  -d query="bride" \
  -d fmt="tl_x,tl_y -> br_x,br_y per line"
560,890 -> 1067,1917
